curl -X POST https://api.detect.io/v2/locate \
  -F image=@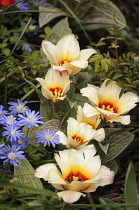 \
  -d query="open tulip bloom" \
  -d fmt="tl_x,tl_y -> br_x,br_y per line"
77,105 -> 105,142
56,117 -> 98,149
81,80 -> 139,125
34,145 -> 114,204
36,68 -> 71,103
42,34 -> 97,76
